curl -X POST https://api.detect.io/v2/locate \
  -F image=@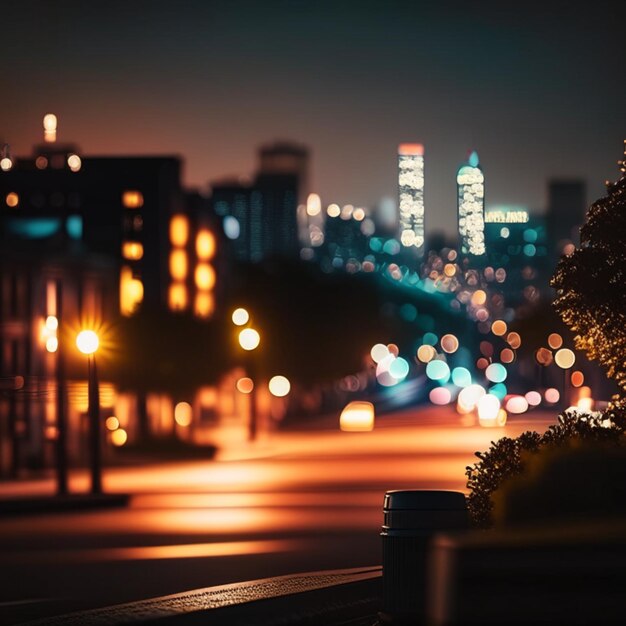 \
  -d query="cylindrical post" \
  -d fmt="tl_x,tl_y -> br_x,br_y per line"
88,355 -> 102,494
55,283 -> 68,495
380,490 -> 468,624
